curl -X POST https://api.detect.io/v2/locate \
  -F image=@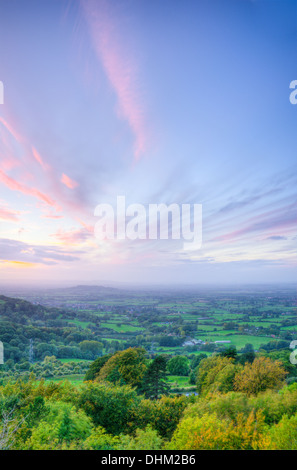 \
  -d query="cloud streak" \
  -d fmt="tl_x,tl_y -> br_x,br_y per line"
32,146 -> 49,171
52,227 -> 92,245
0,206 -> 20,222
0,168 -> 61,211
0,114 -> 88,220
80,0 -> 149,160
0,238 -> 82,266
61,173 -> 79,189
211,201 -> 297,243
